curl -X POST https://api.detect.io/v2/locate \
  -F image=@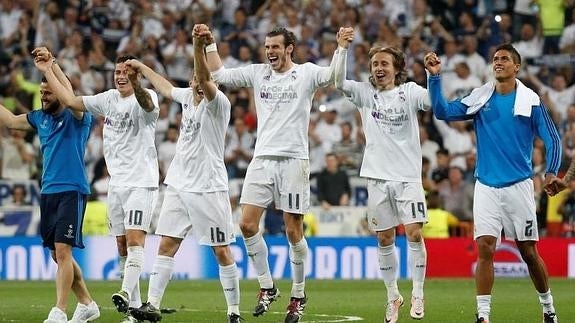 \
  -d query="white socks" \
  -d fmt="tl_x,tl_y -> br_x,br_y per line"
119,254 -> 143,308
407,240 -> 426,299
289,238 -> 308,298
538,289 -> 556,314
378,244 -> 400,301
148,255 -> 174,309
244,231 -> 273,289
121,246 -> 144,307
477,295 -> 491,321
219,263 -> 240,315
